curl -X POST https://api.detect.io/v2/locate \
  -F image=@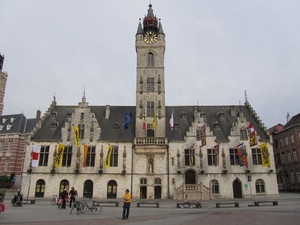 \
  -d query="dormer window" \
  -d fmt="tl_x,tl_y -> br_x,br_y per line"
180,111 -> 187,118
51,121 -> 59,129
113,122 -> 120,129
218,111 -> 224,118
2,118 -> 7,123
6,124 -> 13,130
213,121 -> 220,129
50,111 -> 57,118
10,118 -> 16,123
200,111 -> 205,118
